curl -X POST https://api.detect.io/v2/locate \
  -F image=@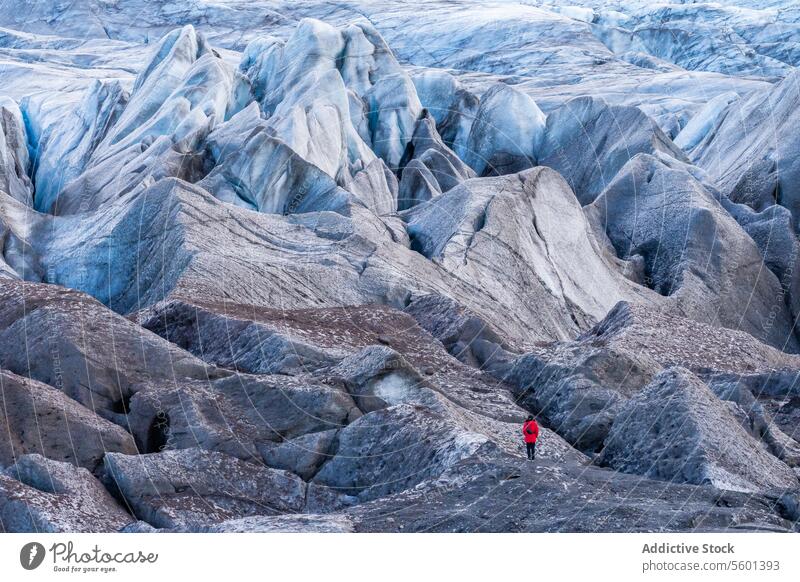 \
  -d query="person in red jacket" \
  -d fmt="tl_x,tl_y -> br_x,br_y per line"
522,415 -> 539,460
